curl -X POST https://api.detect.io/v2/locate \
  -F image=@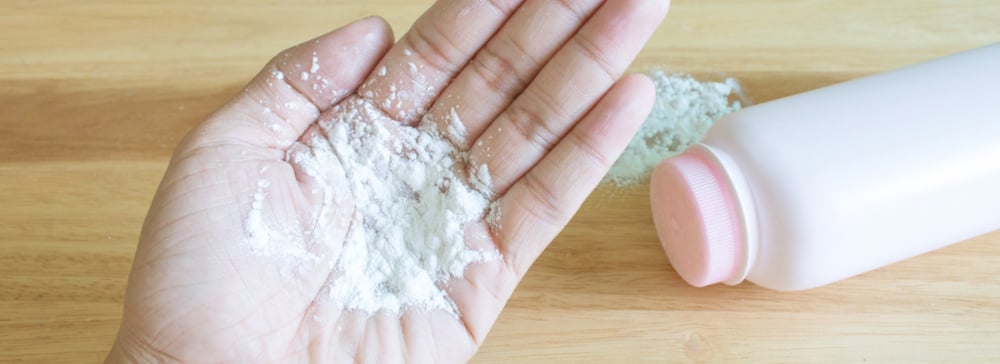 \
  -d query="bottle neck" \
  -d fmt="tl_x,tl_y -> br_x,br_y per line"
692,144 -> 759,285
